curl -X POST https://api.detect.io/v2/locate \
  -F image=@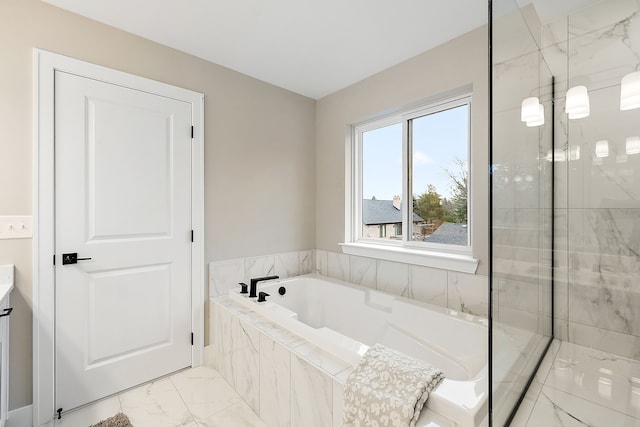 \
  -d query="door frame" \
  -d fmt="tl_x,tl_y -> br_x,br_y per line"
32,49 -> 205,427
